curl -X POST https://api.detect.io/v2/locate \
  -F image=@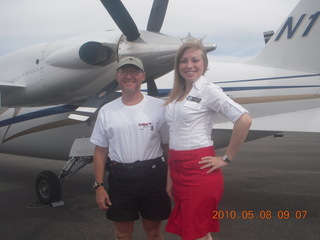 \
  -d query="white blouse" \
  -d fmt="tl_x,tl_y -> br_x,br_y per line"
165,76 -> 248,151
